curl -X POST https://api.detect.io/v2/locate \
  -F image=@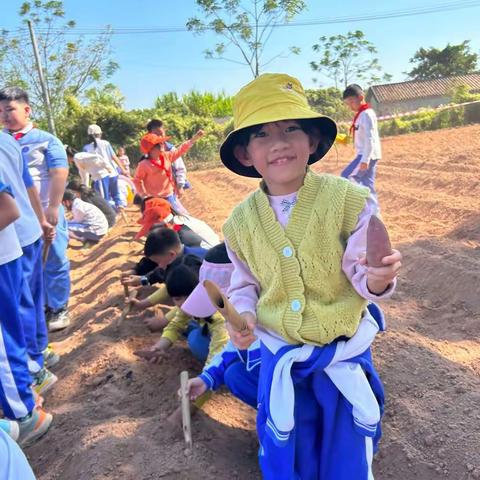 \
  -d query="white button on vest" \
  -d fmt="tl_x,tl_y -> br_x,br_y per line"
291,300 -> 301,312
283,246 -> 293,258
